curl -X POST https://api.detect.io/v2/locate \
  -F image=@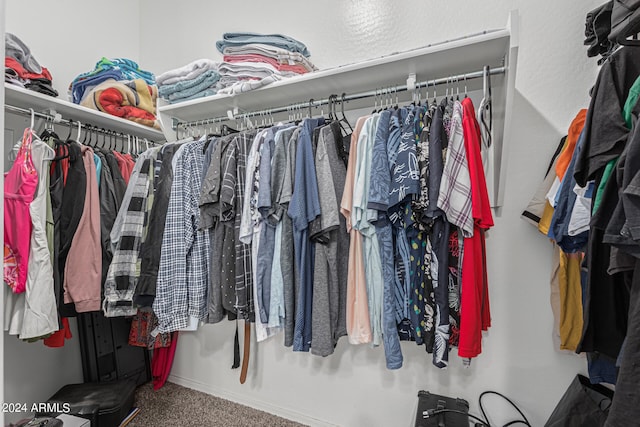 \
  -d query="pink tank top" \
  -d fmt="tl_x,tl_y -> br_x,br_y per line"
4,129 -> 38,293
